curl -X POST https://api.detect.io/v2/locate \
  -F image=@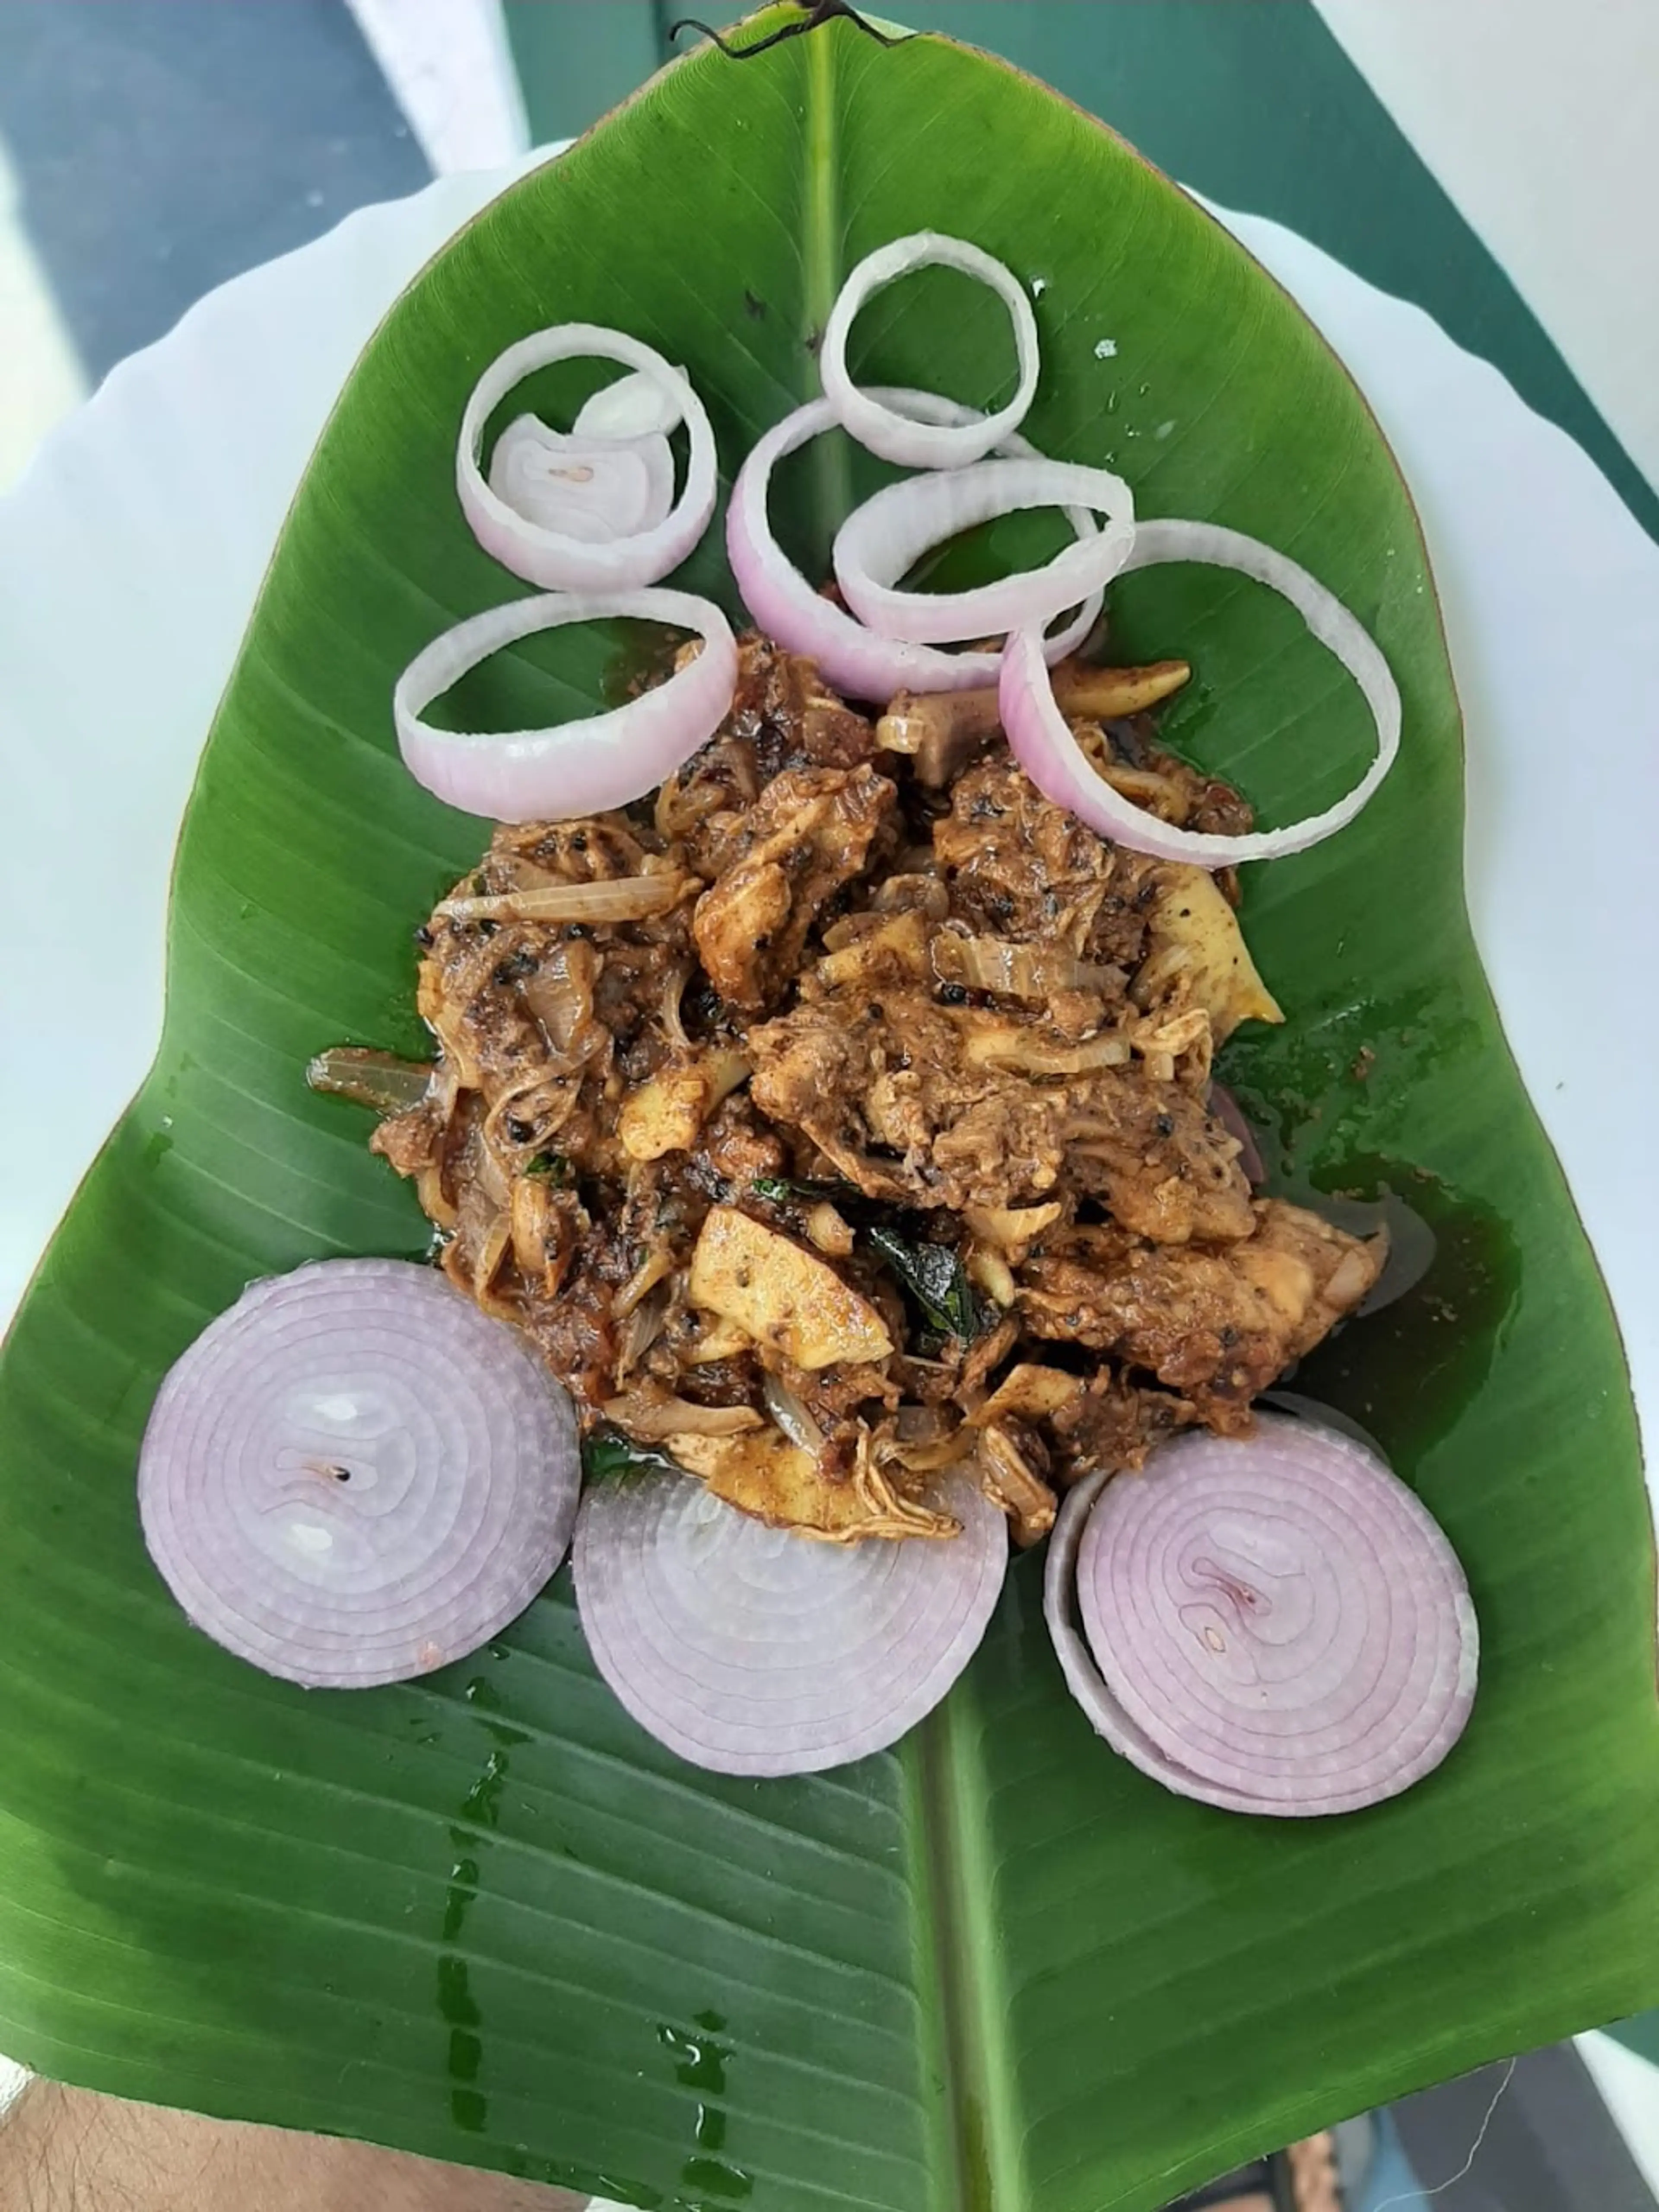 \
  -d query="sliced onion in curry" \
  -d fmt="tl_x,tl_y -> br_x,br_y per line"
819,232 -> 1040,469
139,1260 -> 580,1689
1044,1416 -> 1477,1815
726,389 -> 1103,699
394,587 -> 738,822
457,325 -> 714,589
760,1371 -> 827,1457
1000,519 -> 1401,868
575,1470 -> 1006,1776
